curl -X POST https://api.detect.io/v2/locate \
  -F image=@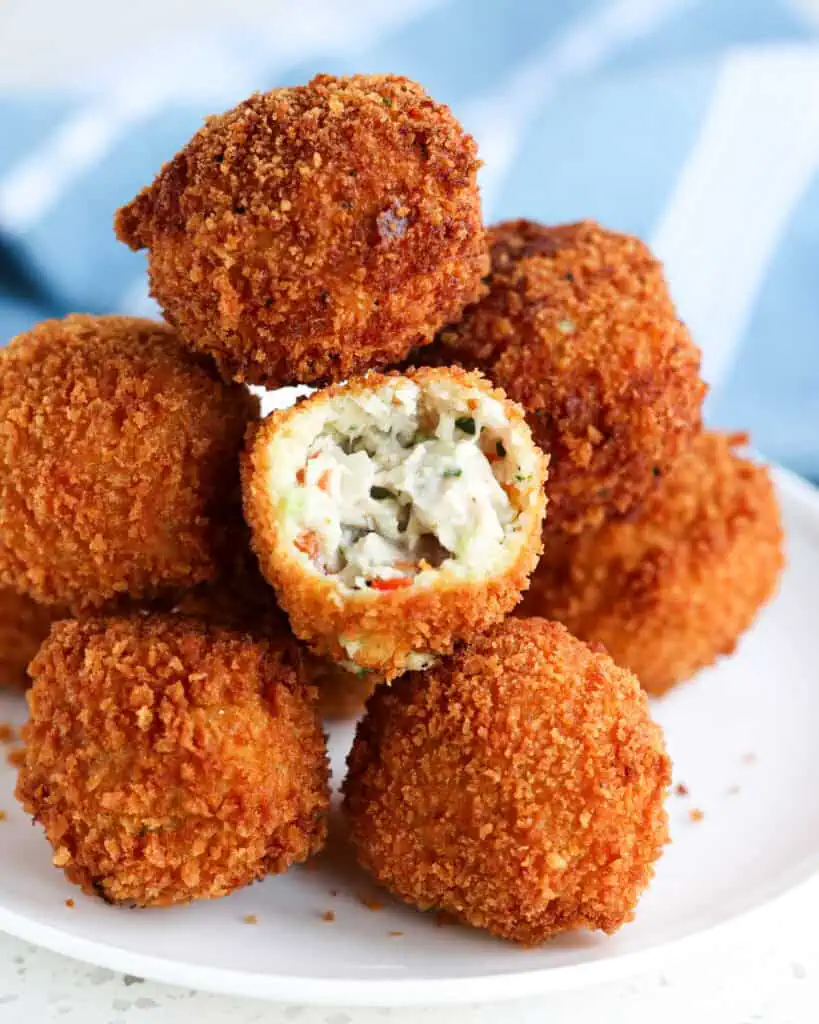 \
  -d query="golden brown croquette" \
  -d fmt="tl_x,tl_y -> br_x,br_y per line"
343,618 -> 671,944
423,219 -> 706,533
175,580 -> 378,722
518,431 -> 784,695
0,315 -> 258,611
241,366 -> 548,679
170,530 -> 286,634
0,587 -> 64,688
115,74 -> 488,387
16,615 -> 329,906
